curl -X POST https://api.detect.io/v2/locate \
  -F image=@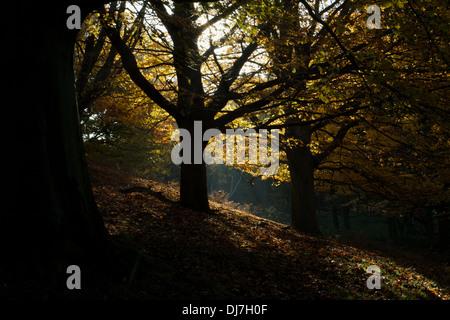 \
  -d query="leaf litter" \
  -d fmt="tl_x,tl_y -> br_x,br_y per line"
89,162 -> 450,300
